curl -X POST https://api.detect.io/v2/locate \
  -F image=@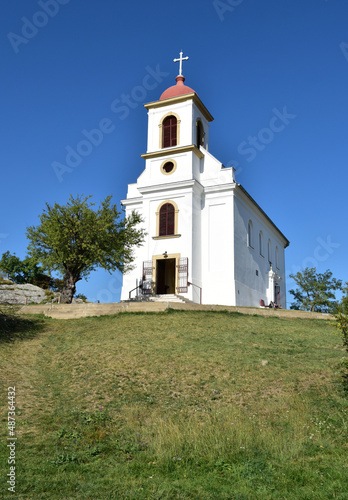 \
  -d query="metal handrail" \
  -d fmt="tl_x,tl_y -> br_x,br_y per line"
129,284 -> 142,300
187,281 -> 202,305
